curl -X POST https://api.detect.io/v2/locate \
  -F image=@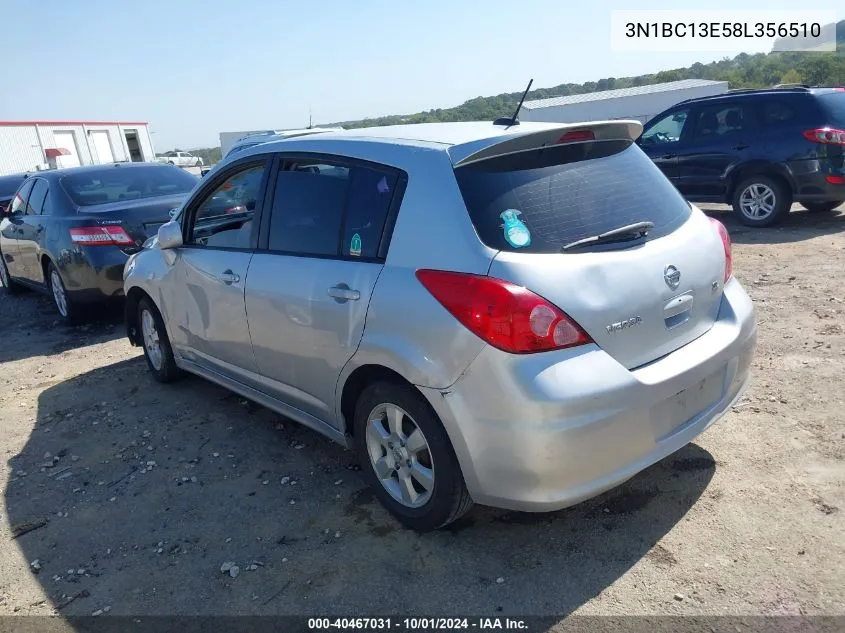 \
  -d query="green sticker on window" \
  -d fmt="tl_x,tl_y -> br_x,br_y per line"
350,233 -> 362,257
